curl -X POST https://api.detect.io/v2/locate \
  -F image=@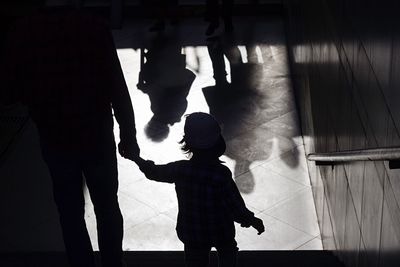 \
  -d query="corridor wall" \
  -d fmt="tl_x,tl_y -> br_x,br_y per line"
284,0 -> 400,266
